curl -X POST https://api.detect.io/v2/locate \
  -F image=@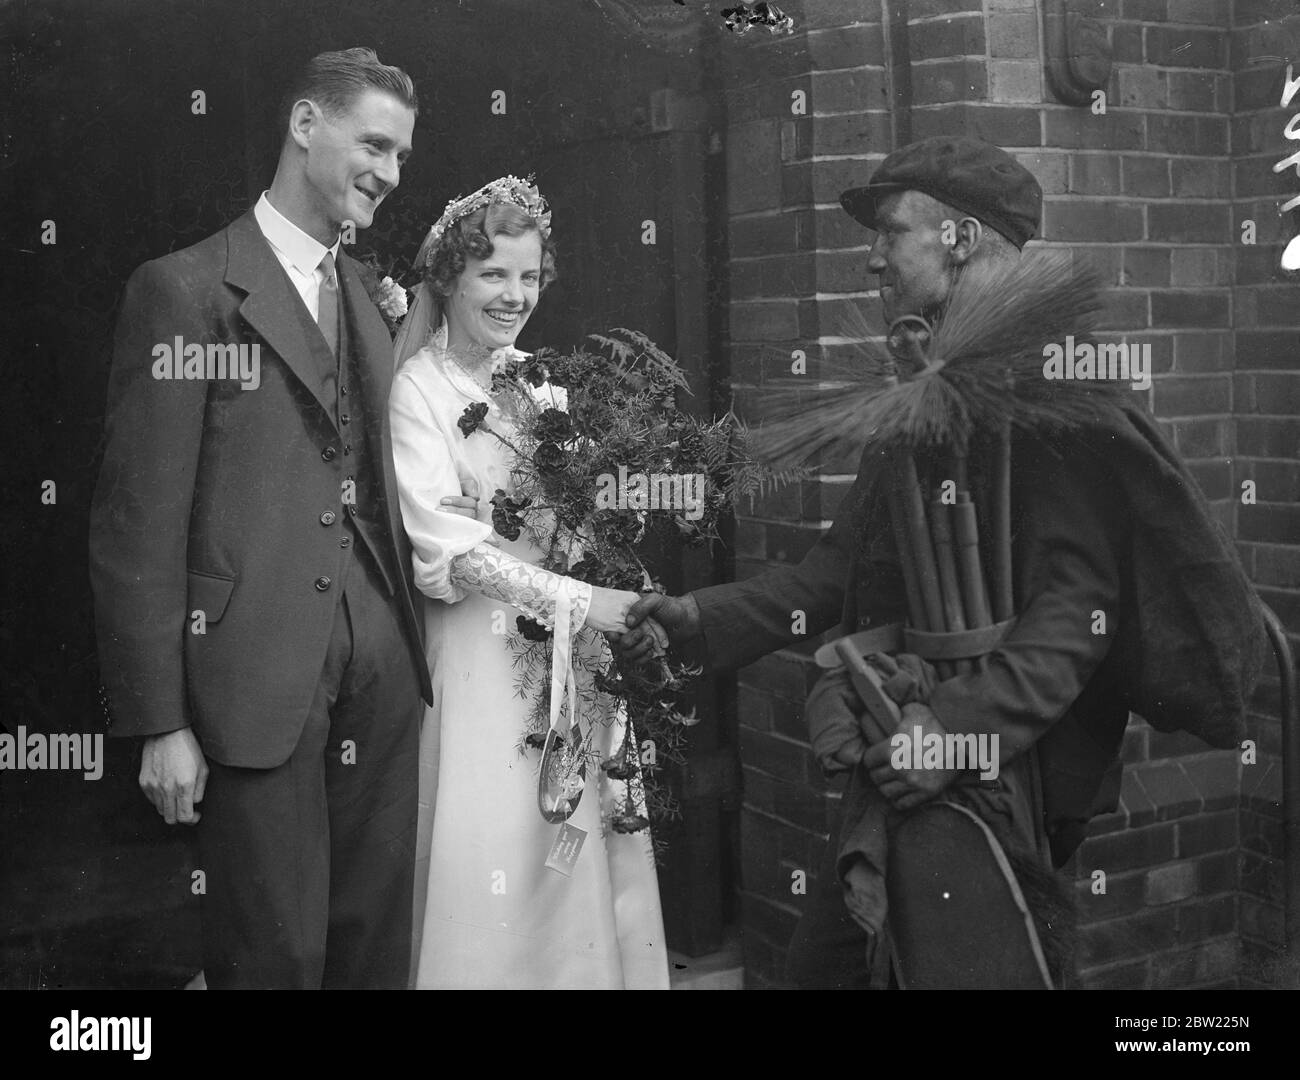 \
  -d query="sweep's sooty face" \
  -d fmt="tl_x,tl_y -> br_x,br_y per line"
444,232 -> 544,353
303,88 -> 414,234
867,190 -> 953,327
